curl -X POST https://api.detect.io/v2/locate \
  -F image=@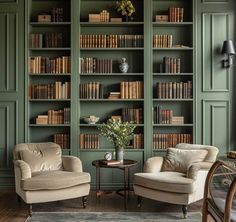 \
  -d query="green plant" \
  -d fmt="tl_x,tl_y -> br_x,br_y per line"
116,0 -> 135,17
98,118 -> 136,148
